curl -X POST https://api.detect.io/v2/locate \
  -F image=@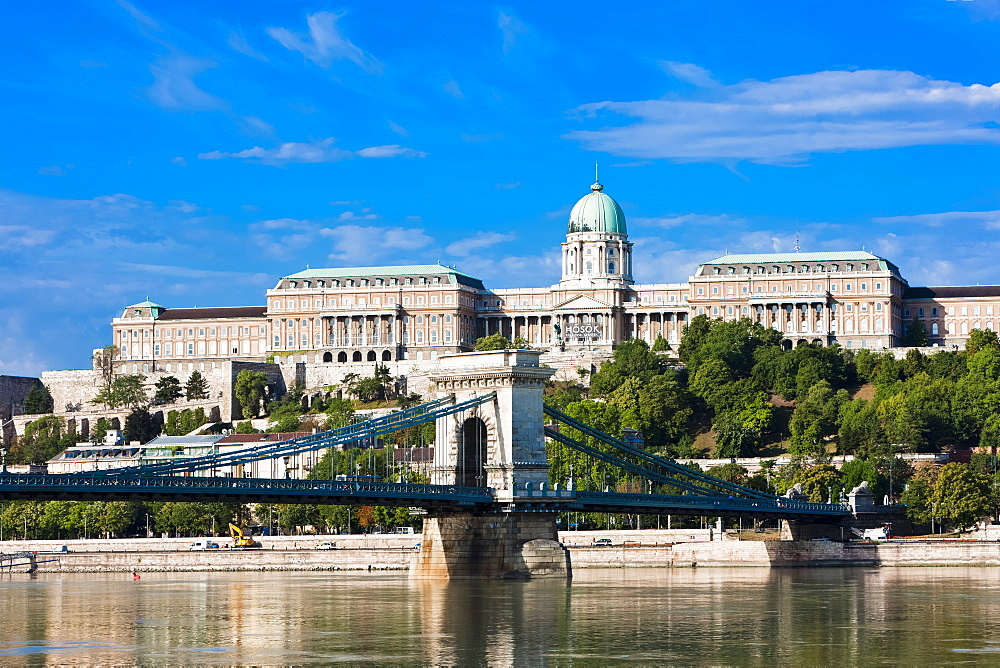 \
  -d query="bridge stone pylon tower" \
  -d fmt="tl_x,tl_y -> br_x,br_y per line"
427,349 -> 554,500
412,350 -> 571,580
